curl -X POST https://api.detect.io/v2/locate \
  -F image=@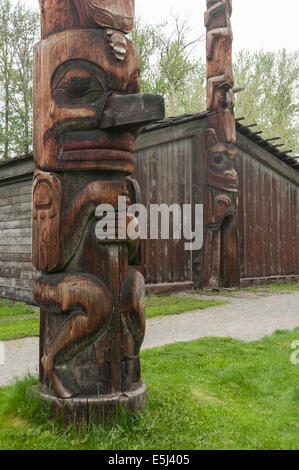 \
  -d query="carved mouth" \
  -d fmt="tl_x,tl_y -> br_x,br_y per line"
58,148 -> 134,164
57,130 -> 136,161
